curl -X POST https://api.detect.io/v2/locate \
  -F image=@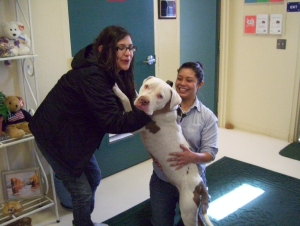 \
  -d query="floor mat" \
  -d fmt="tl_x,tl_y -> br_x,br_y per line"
103,157 -> 300,226
279,142 -> 300,161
